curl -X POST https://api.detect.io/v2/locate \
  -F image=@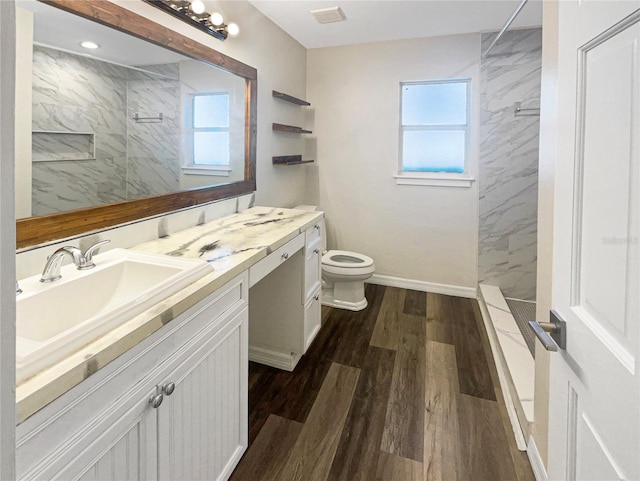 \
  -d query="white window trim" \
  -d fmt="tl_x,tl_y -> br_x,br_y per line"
182,165 -> 231,177
184,92 -> 231,170
397,78 -> 472,187
393,172 -> 475,187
